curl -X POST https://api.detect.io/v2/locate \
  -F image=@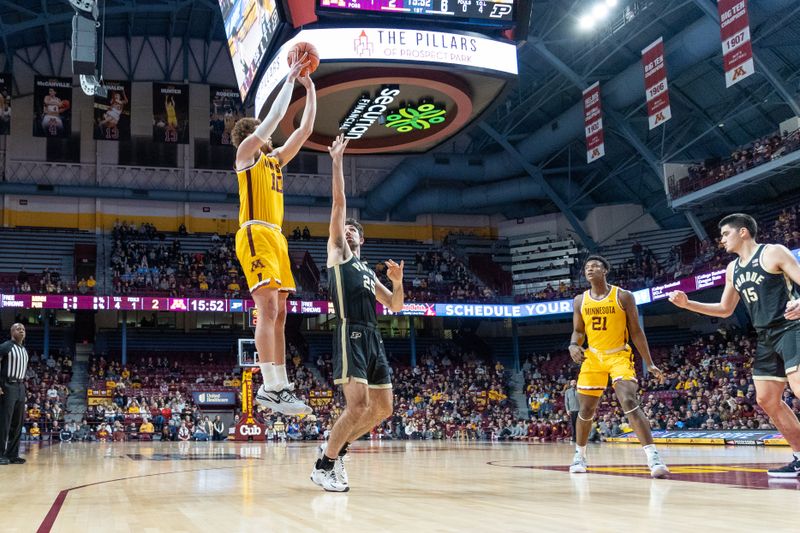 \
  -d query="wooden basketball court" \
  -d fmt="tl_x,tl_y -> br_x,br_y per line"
2,440 -> 798,532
